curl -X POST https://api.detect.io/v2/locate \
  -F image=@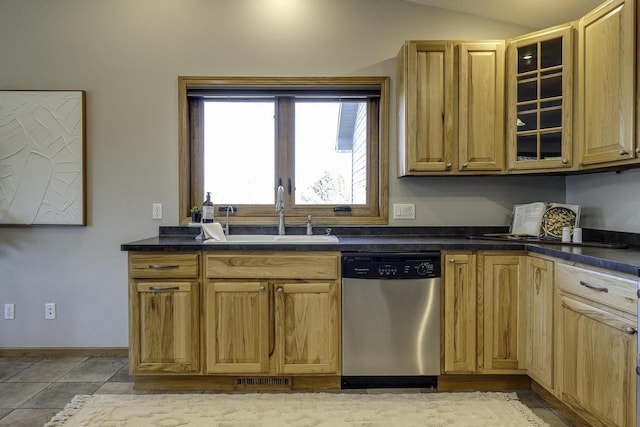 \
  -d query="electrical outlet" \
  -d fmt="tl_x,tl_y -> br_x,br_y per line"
4,304 -> 14,320
393,203 -> 416,220
45,303 -> 56,320
152,203 -> 162,220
